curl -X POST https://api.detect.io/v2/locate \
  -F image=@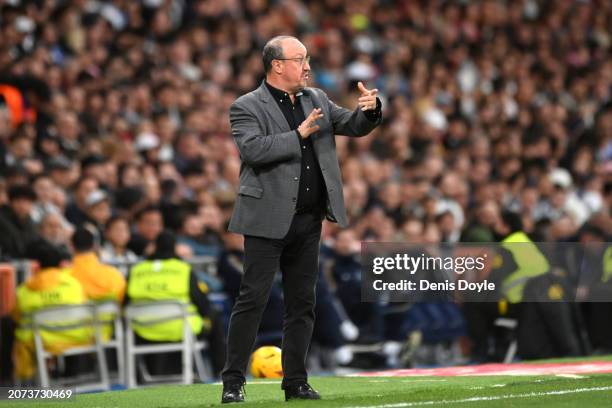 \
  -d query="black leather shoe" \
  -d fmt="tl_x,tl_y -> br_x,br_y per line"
284,382 -> 321,401
221,381 -> 245,404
